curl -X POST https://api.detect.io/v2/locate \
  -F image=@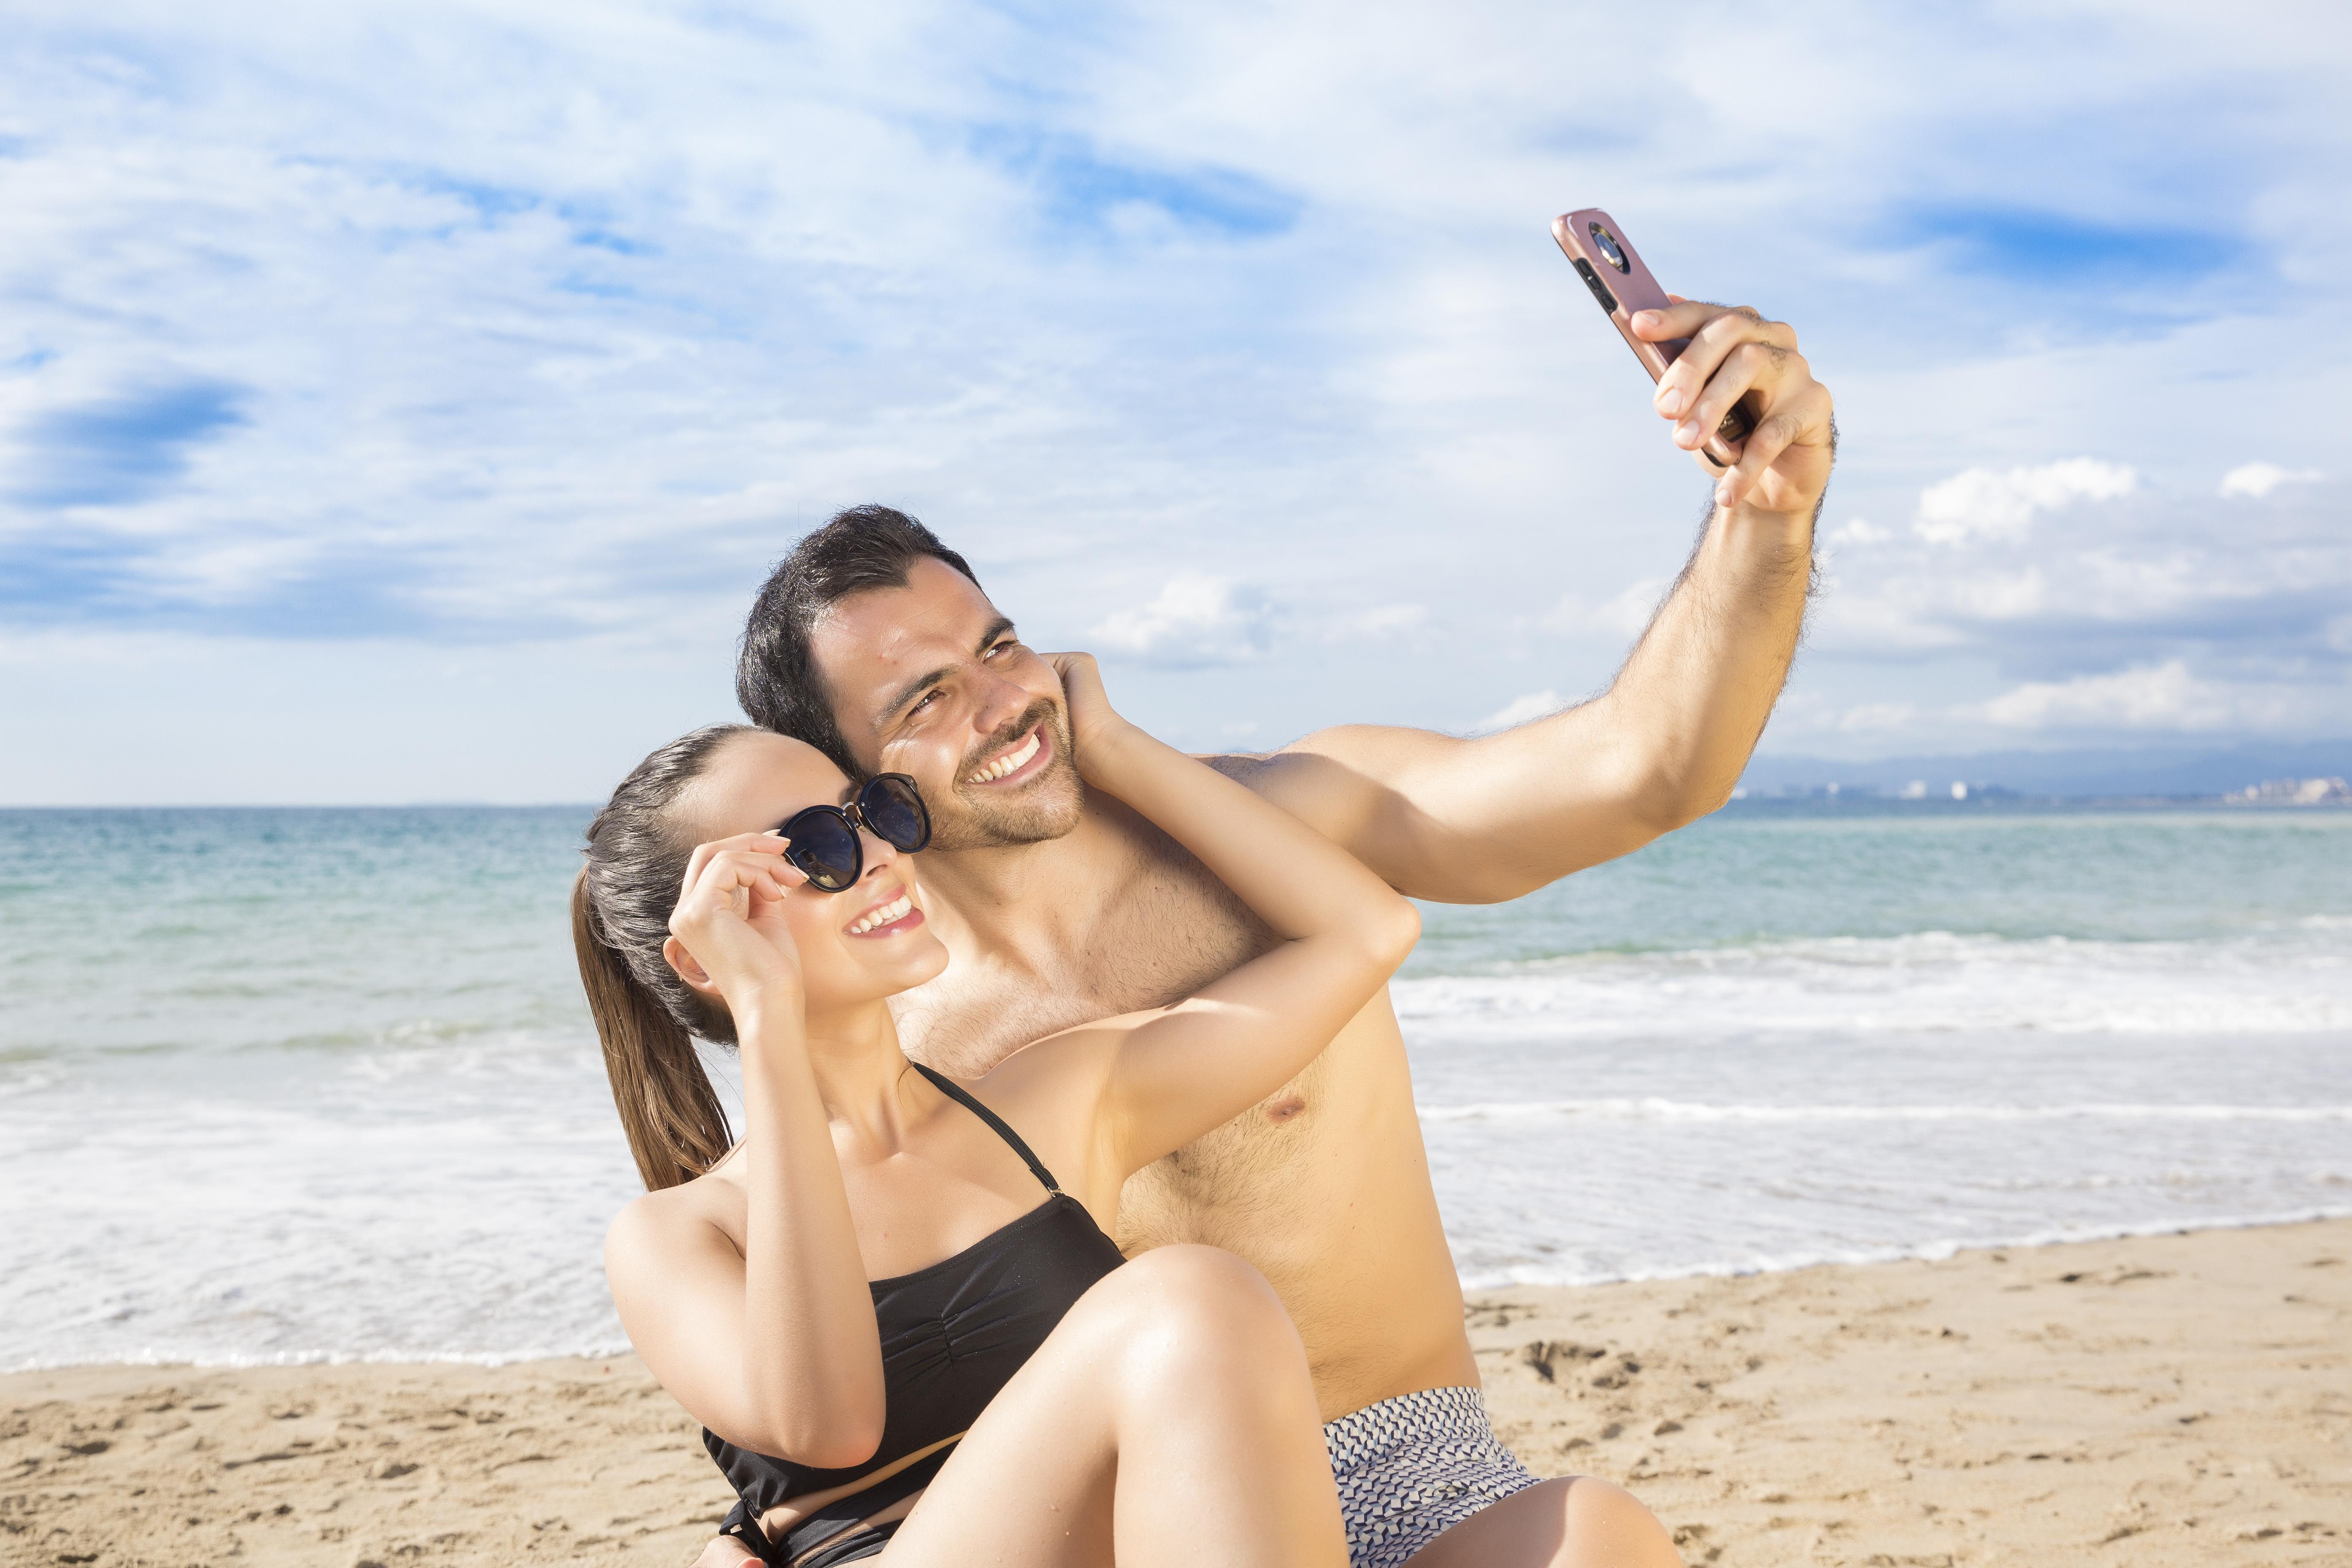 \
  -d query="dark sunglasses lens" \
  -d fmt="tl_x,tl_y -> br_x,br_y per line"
782,811 -> 861,891
860,776 -> 931,852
